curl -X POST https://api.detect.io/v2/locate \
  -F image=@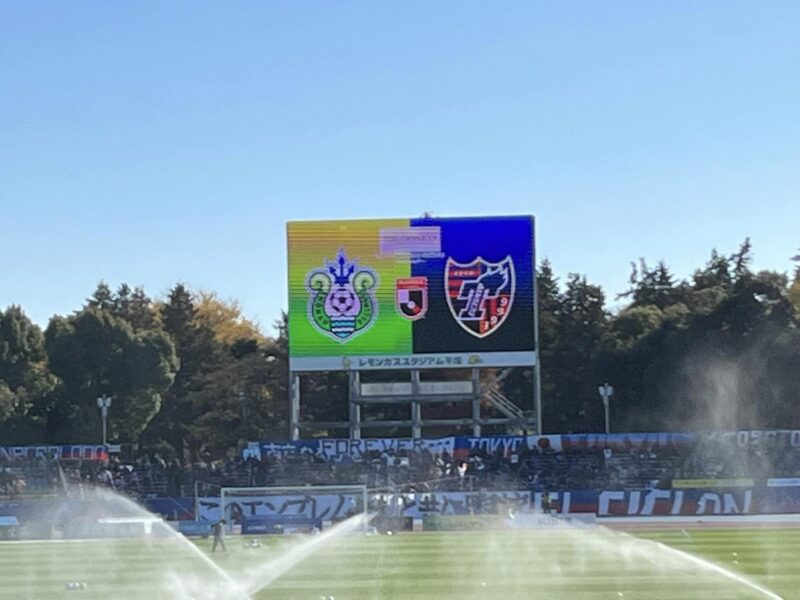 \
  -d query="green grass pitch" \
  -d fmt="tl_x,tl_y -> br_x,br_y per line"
0,528 -> 797,599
